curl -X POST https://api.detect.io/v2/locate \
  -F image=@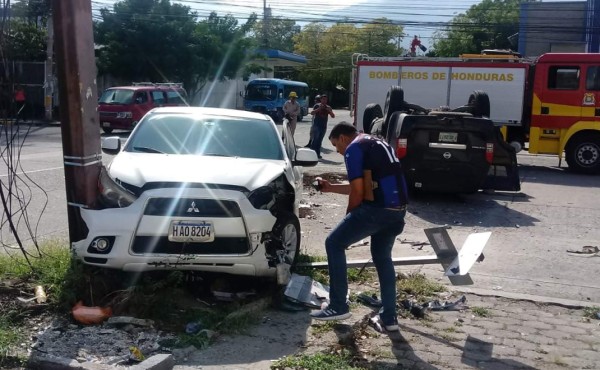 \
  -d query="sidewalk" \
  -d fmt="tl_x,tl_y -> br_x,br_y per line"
175,292 -> 600,370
